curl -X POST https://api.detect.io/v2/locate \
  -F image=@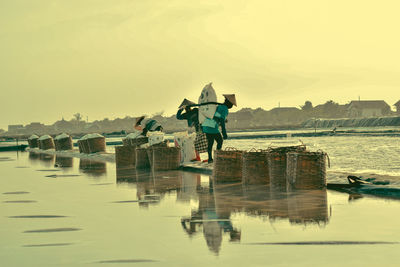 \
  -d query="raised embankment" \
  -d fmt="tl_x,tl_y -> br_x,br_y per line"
302,116 -> 400,128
